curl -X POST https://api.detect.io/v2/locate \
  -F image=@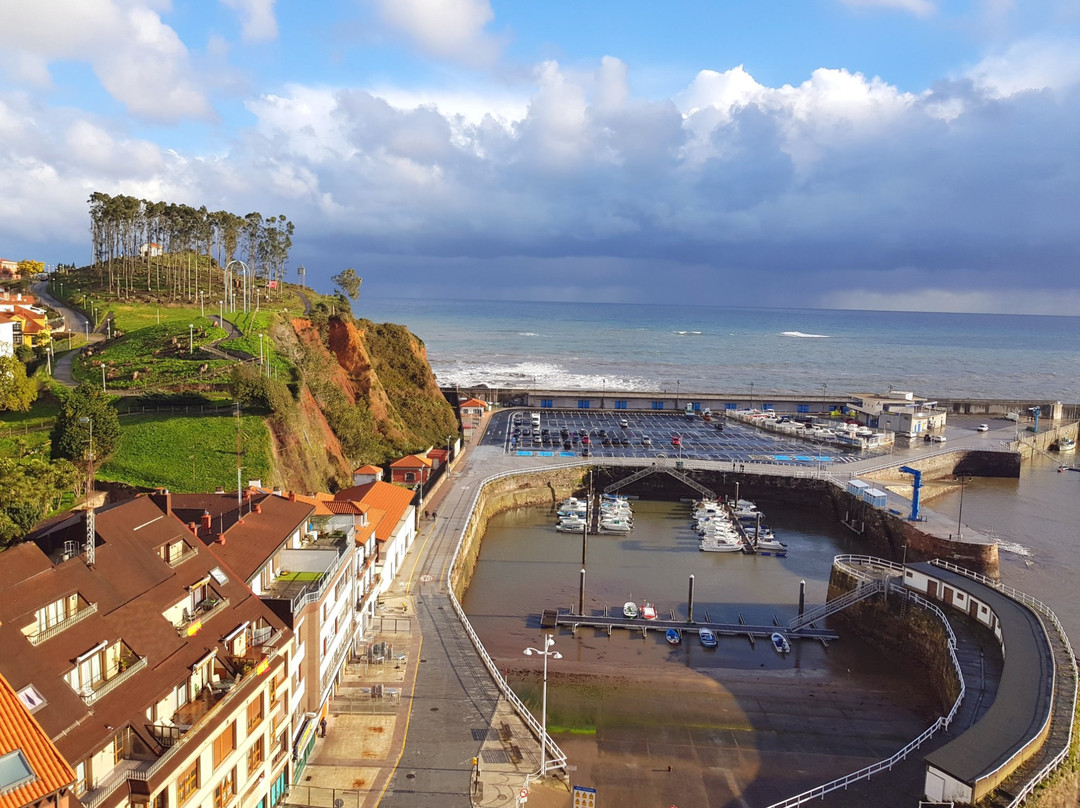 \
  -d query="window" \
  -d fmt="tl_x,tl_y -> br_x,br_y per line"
540,399 -> 553,408
725,402 -> 738,410
177,761 -> 199,806
153,789 -> 169,808
247,695 -> 264,733
212,722 -> 236,768
246,737 -> 265,776
176,681 -> 190,708
212,767 -> 236,808
797,404 -> 810,413
33,594 -> 78,635
74,761 -> 87,797
113,730 -> 125,764
403,471 -> 415,482
614,400 -> 627,410
576,400 -> 590,409
651,401 -> 664,410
